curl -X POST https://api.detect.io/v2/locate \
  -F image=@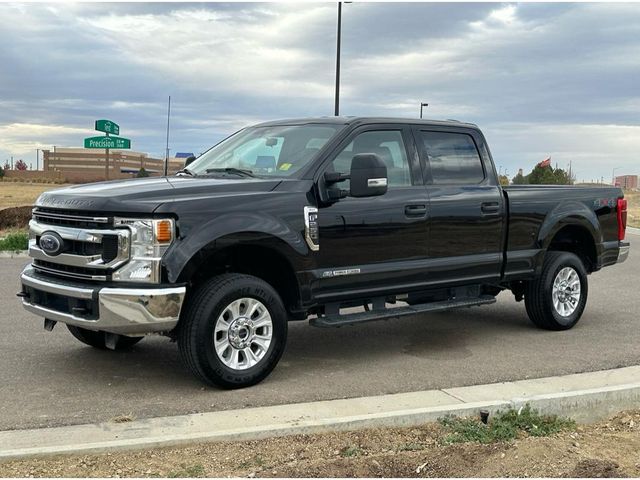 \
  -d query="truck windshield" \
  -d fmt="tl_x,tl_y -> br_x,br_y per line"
187,124 -> 342,177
